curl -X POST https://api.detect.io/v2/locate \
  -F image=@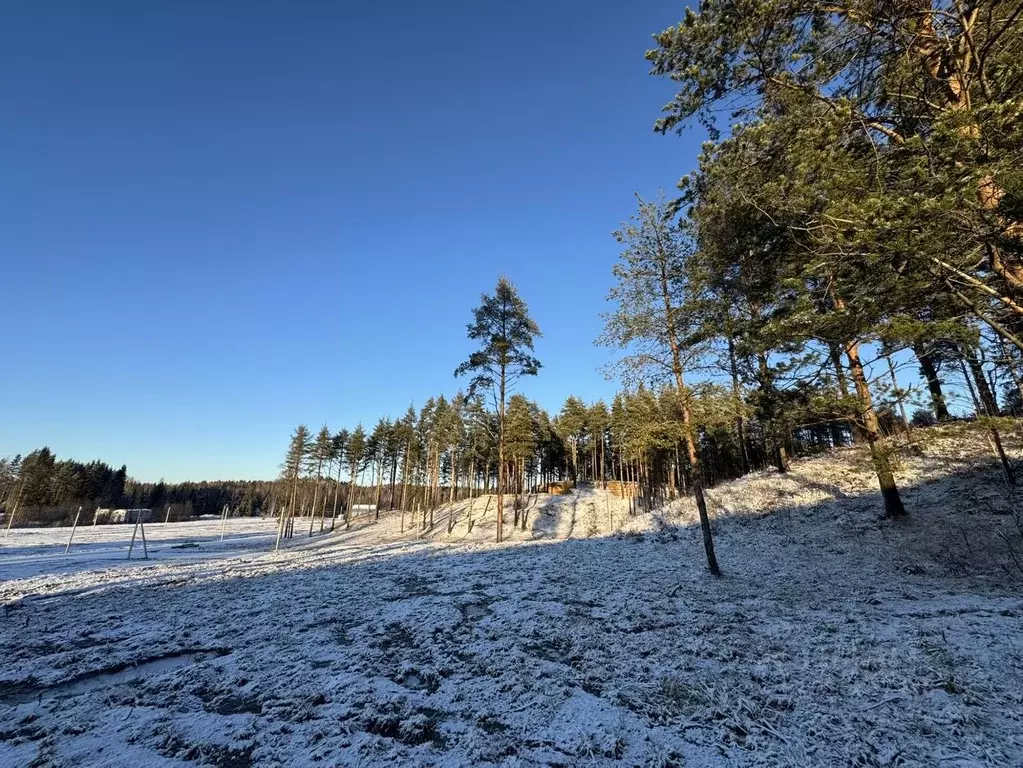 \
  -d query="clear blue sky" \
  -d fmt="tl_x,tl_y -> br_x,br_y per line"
1,1 -> 708,481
